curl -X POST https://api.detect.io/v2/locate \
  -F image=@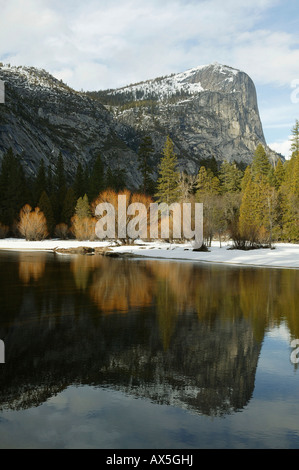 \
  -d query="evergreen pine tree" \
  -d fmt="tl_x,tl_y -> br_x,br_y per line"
73,162 -> 86,200
290,119 -> 299,155
34,159 -> 47,205
83,166 -> 89,192
71,194 -> 96,241
209,156 -> 219,177
61,187 -> 77,226
114,167 -> 127,192
239,175 -> 260,245
105,165 -> 127,192
138,135 -> 154,195
239,168 -> 276,246
75,194 -> 92,219
274,158 -> 285,190
155,136 -> 180,204
196,167 -> 220,198
88,153 -> 105,201
52,152 -> 67,223
219,161 -> 242,193
280,152 -> 299,241
251,144 -> 272,181
0,148 -> 28,226
195,166 -> 220,246
291,151 -> 299,196
199,156 -> 219,175
55,152 -> 67,195
46,165 -> 53,196
105,166 -> 115,190
267,166 -> 276,187
38,191 -> 55,236
241,166 -> 252,192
